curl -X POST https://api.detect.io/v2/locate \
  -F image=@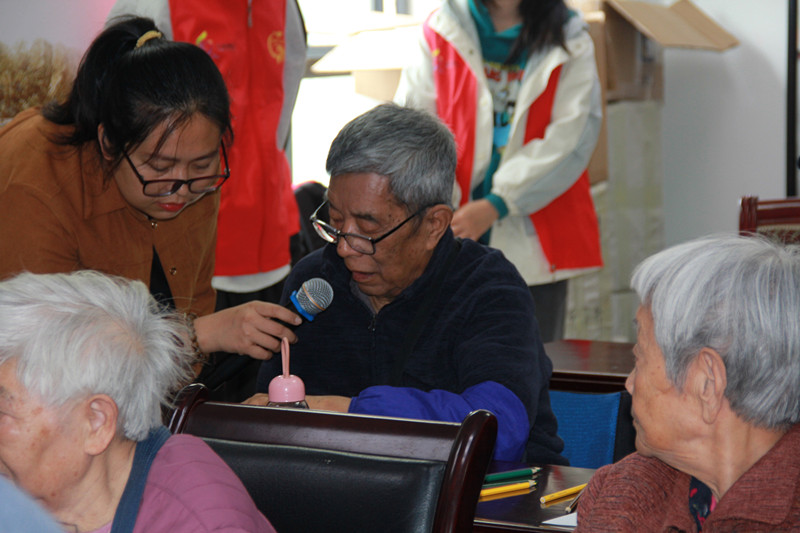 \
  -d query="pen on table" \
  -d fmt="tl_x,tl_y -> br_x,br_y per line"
564,486 -> 585,514
479,479 -> 537,499
483,466 -> 541,484
539,482 -> 587,505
